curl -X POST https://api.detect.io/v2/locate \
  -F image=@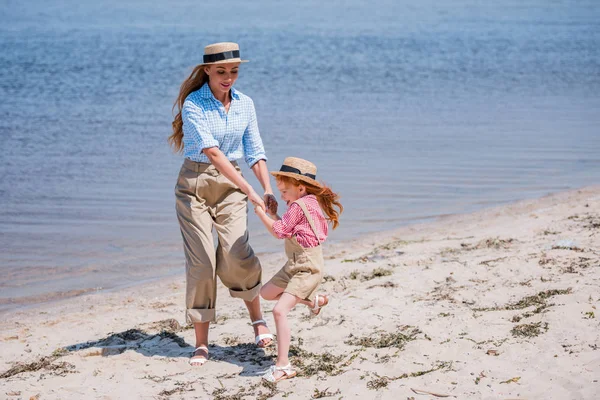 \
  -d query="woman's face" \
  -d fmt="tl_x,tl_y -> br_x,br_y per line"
204,62 -> 240,97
